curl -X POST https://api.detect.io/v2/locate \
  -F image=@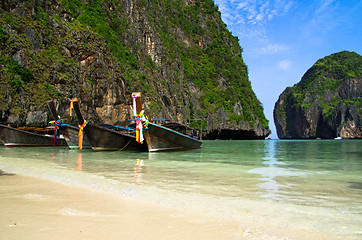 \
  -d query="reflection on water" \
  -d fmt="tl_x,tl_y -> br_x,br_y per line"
247,140 -> 362,206
0,140 -> 361,206
133,159 -> 144,184
0,140 -> 361,238
249,141 -> 291,200
77,153 -> 82,172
